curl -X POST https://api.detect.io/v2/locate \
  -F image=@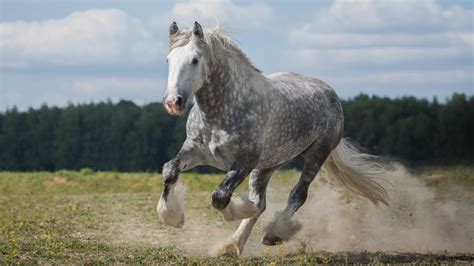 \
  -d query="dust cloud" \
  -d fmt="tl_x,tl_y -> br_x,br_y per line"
108,165 -> 473,256
262,164 -> 474,253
